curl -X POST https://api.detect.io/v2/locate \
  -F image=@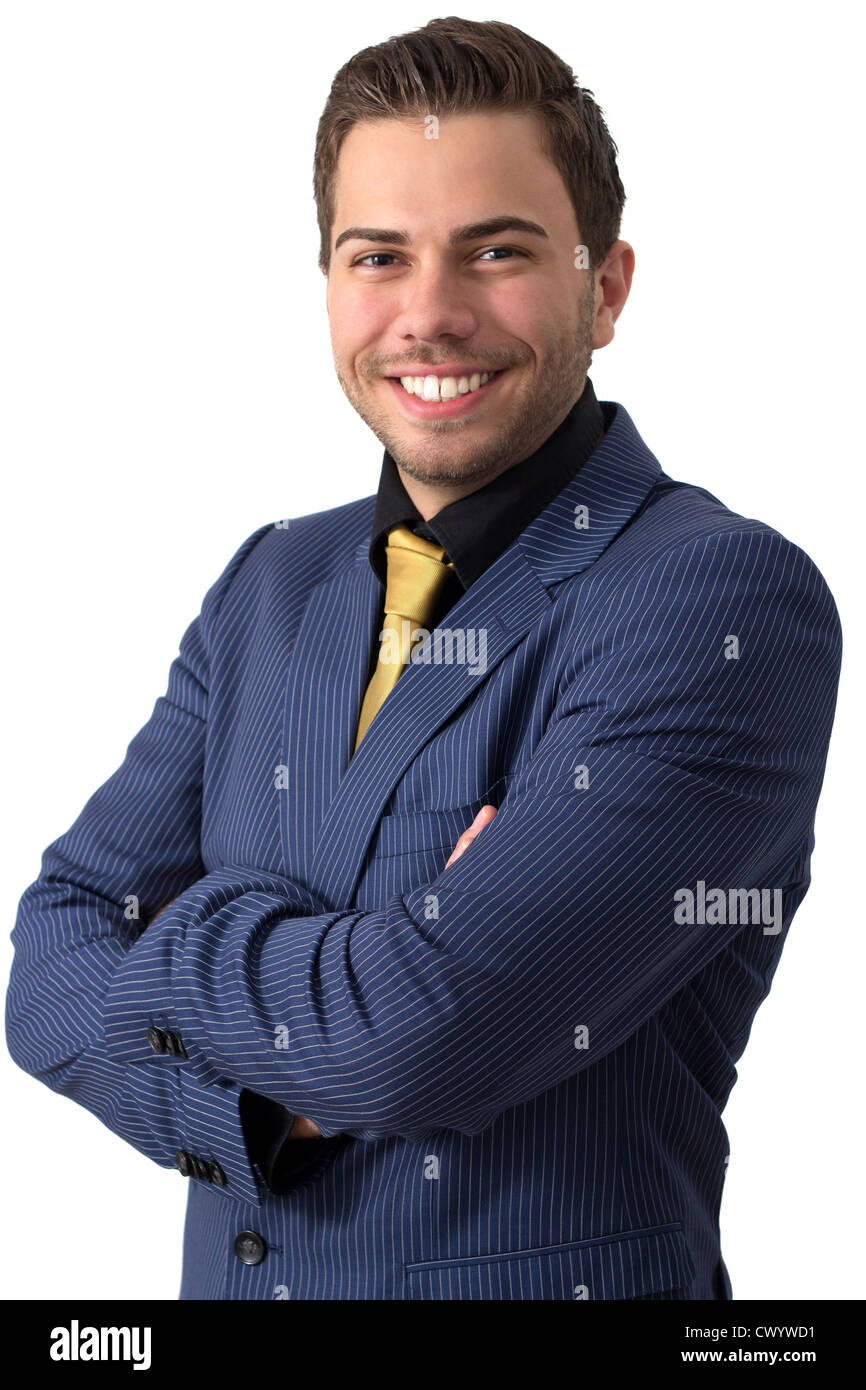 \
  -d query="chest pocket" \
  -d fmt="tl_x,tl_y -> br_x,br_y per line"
374,774 -> 513,858
354,777 -> 514,906
373,802 -> 489,860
